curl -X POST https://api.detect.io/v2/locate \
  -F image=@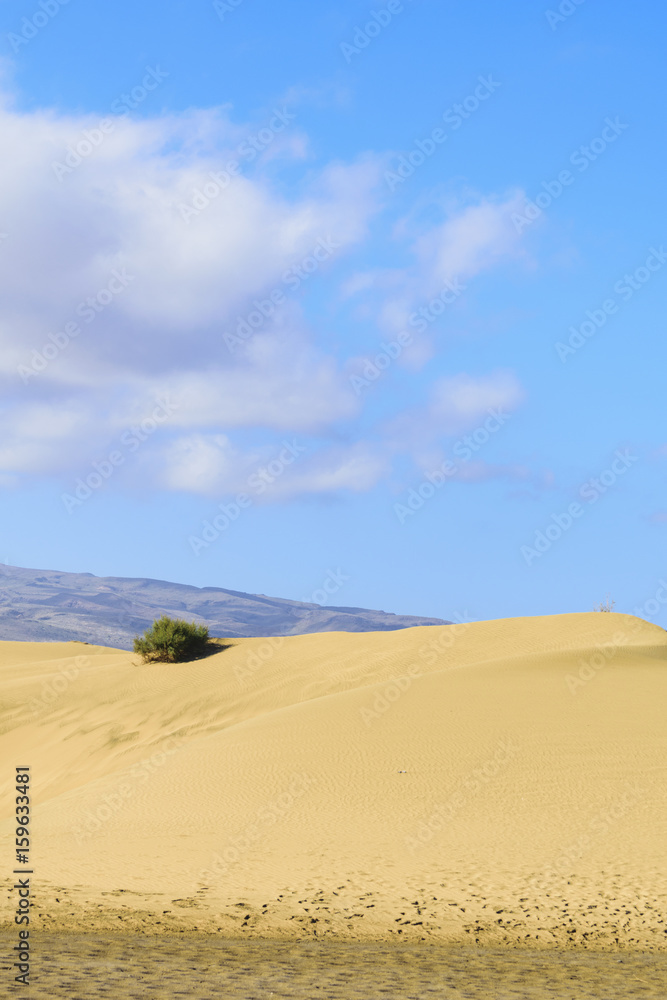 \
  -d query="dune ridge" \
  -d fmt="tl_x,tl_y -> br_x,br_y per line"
2,612 -> 666,949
